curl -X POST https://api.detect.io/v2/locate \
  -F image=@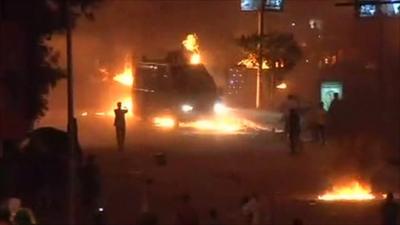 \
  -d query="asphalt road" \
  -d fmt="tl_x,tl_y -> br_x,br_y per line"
82,129 -> 398,225
37,113 -> 400,225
